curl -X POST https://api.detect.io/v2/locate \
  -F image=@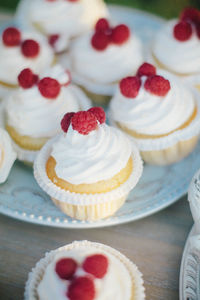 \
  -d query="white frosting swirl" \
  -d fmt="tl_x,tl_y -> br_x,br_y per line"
15,0 -> 108,52
71,32 -> 143,85
6,65 -> 81,138
37,246 -> 132,300
0,128 -> 16,183
51,124 -> 132,184
0,30 -> 54,85
110,70 -> 195,135
152,20 -> 200,75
